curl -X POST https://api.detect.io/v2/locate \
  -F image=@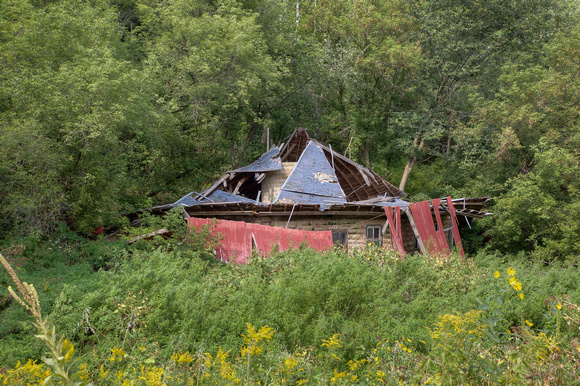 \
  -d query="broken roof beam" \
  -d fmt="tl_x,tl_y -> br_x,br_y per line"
333,162 -> 365,201
232,177 -> 247,195
196,173 -> 230,200
355,164 -> 386,197
336,157 -> 378,200
355,164 -> 371,186
316,140 -> 403,198
279,128 -> 310,162
281,143 -> 296,162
